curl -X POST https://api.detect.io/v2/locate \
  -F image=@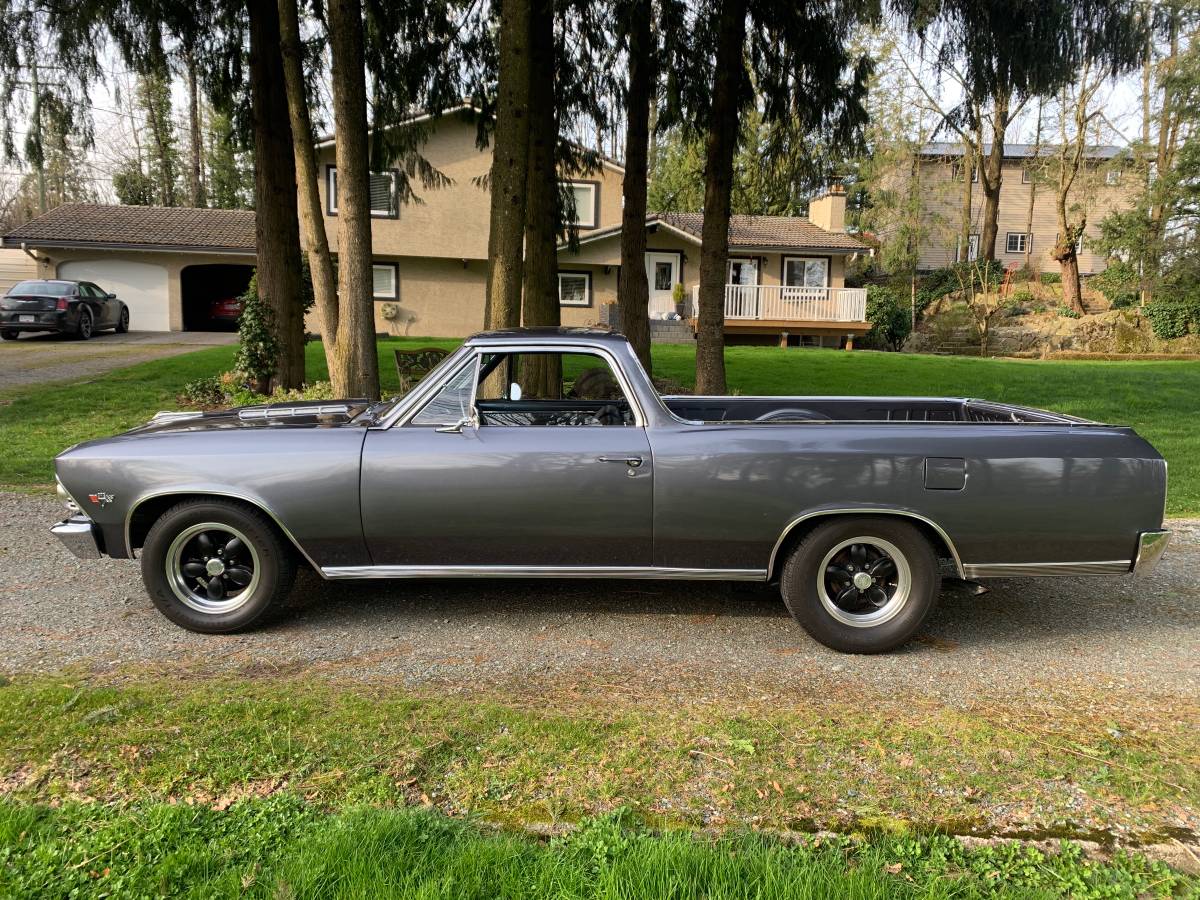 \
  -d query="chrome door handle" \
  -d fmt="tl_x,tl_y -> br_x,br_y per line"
597,456 -> 643,468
